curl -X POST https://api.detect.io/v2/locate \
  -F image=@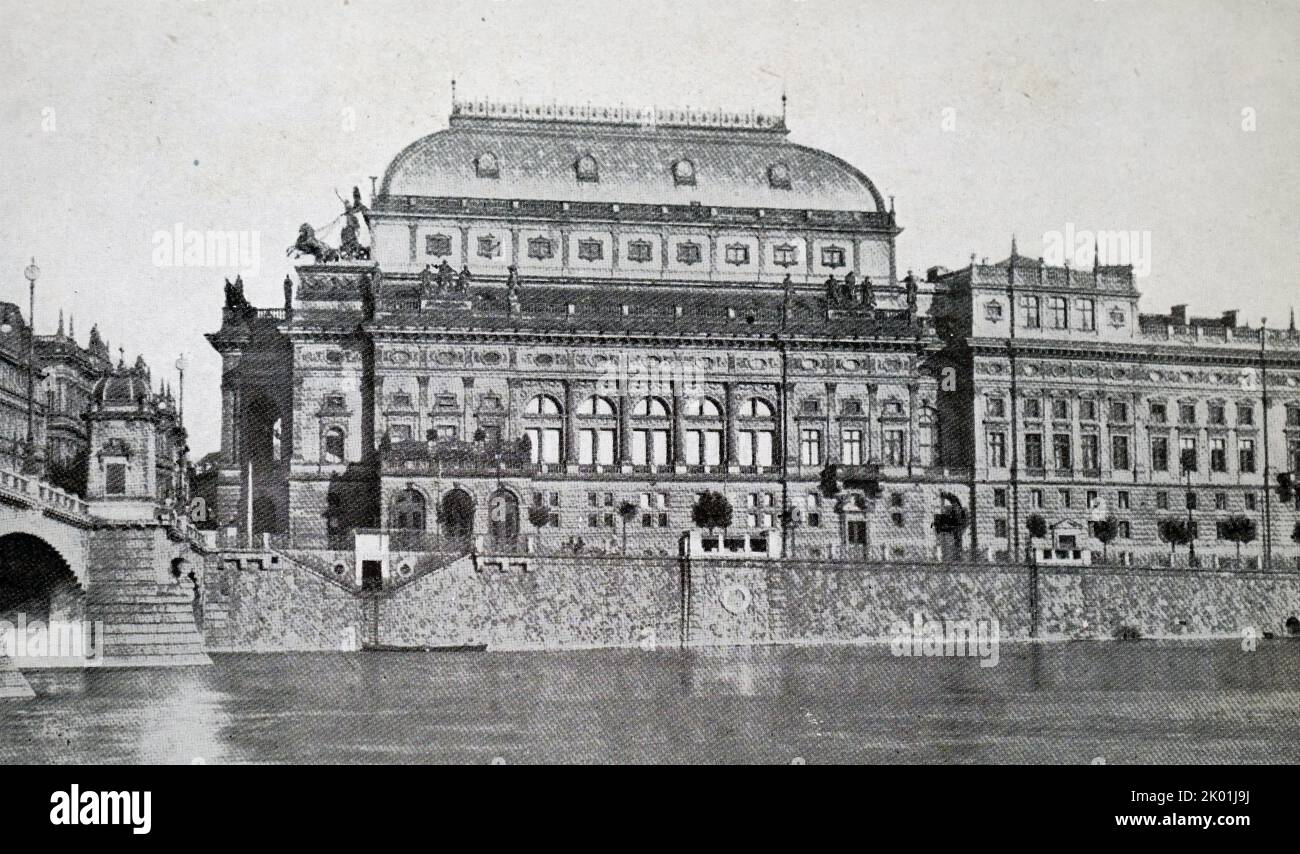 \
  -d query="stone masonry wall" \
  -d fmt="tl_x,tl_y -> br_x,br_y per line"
203,553 -> 364,651
207,553 -> 1300,651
